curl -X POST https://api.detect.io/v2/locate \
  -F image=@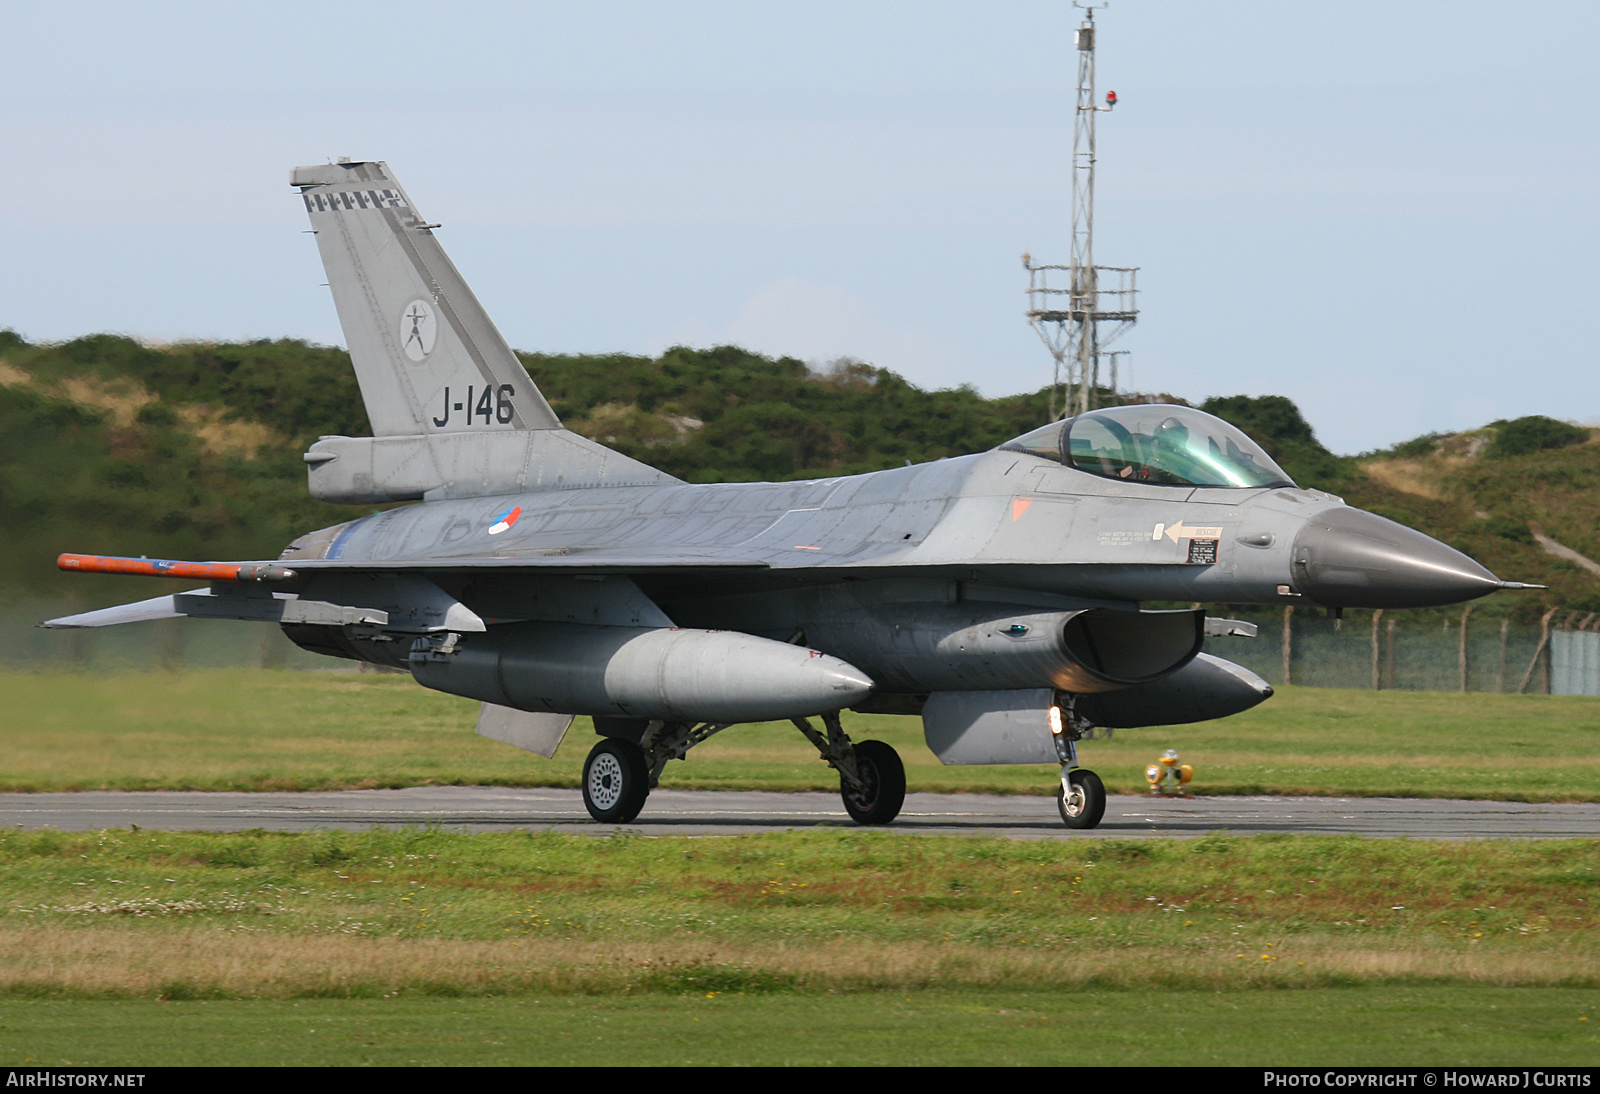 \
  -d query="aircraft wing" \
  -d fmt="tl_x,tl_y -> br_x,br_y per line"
43,551 -> 769,631
55,552 -> 769,579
